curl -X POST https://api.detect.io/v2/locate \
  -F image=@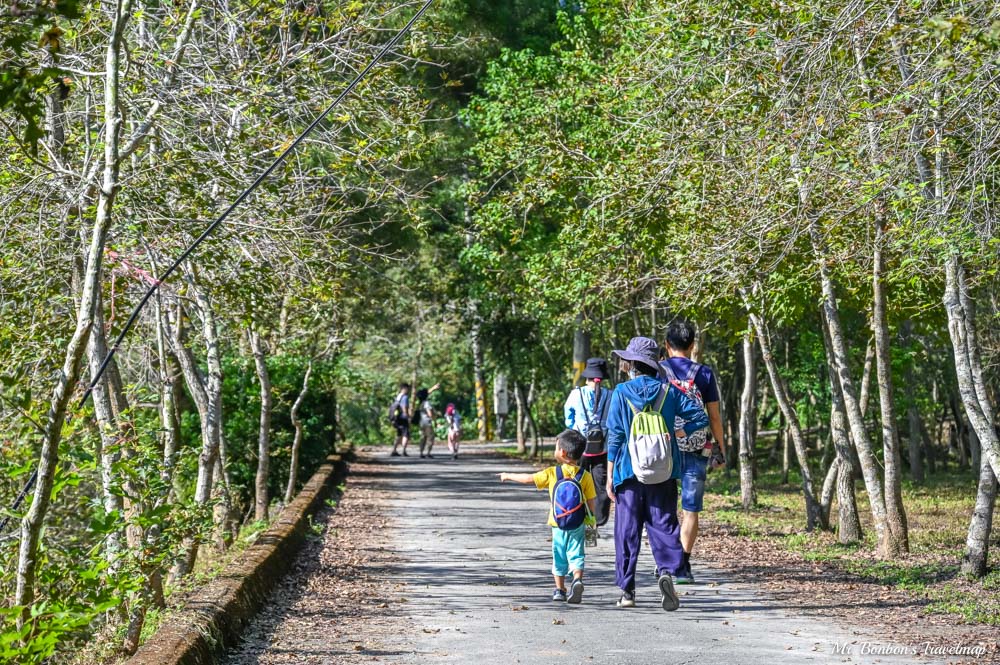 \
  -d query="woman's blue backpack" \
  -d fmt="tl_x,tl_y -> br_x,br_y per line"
552,466 -> 587,530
